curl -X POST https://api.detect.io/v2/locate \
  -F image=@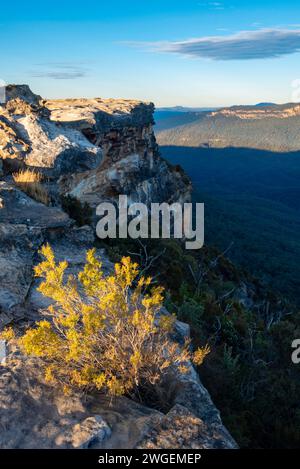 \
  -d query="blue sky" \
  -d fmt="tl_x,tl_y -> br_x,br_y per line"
1,0 -> 300,106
